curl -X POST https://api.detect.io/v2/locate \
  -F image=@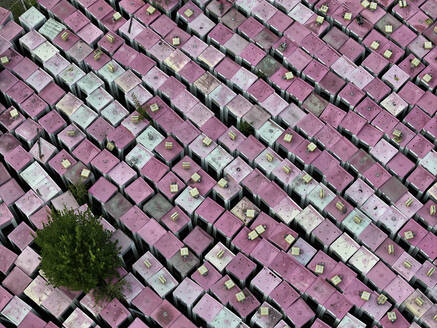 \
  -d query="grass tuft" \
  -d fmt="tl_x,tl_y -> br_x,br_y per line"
131,93 -> 153,122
